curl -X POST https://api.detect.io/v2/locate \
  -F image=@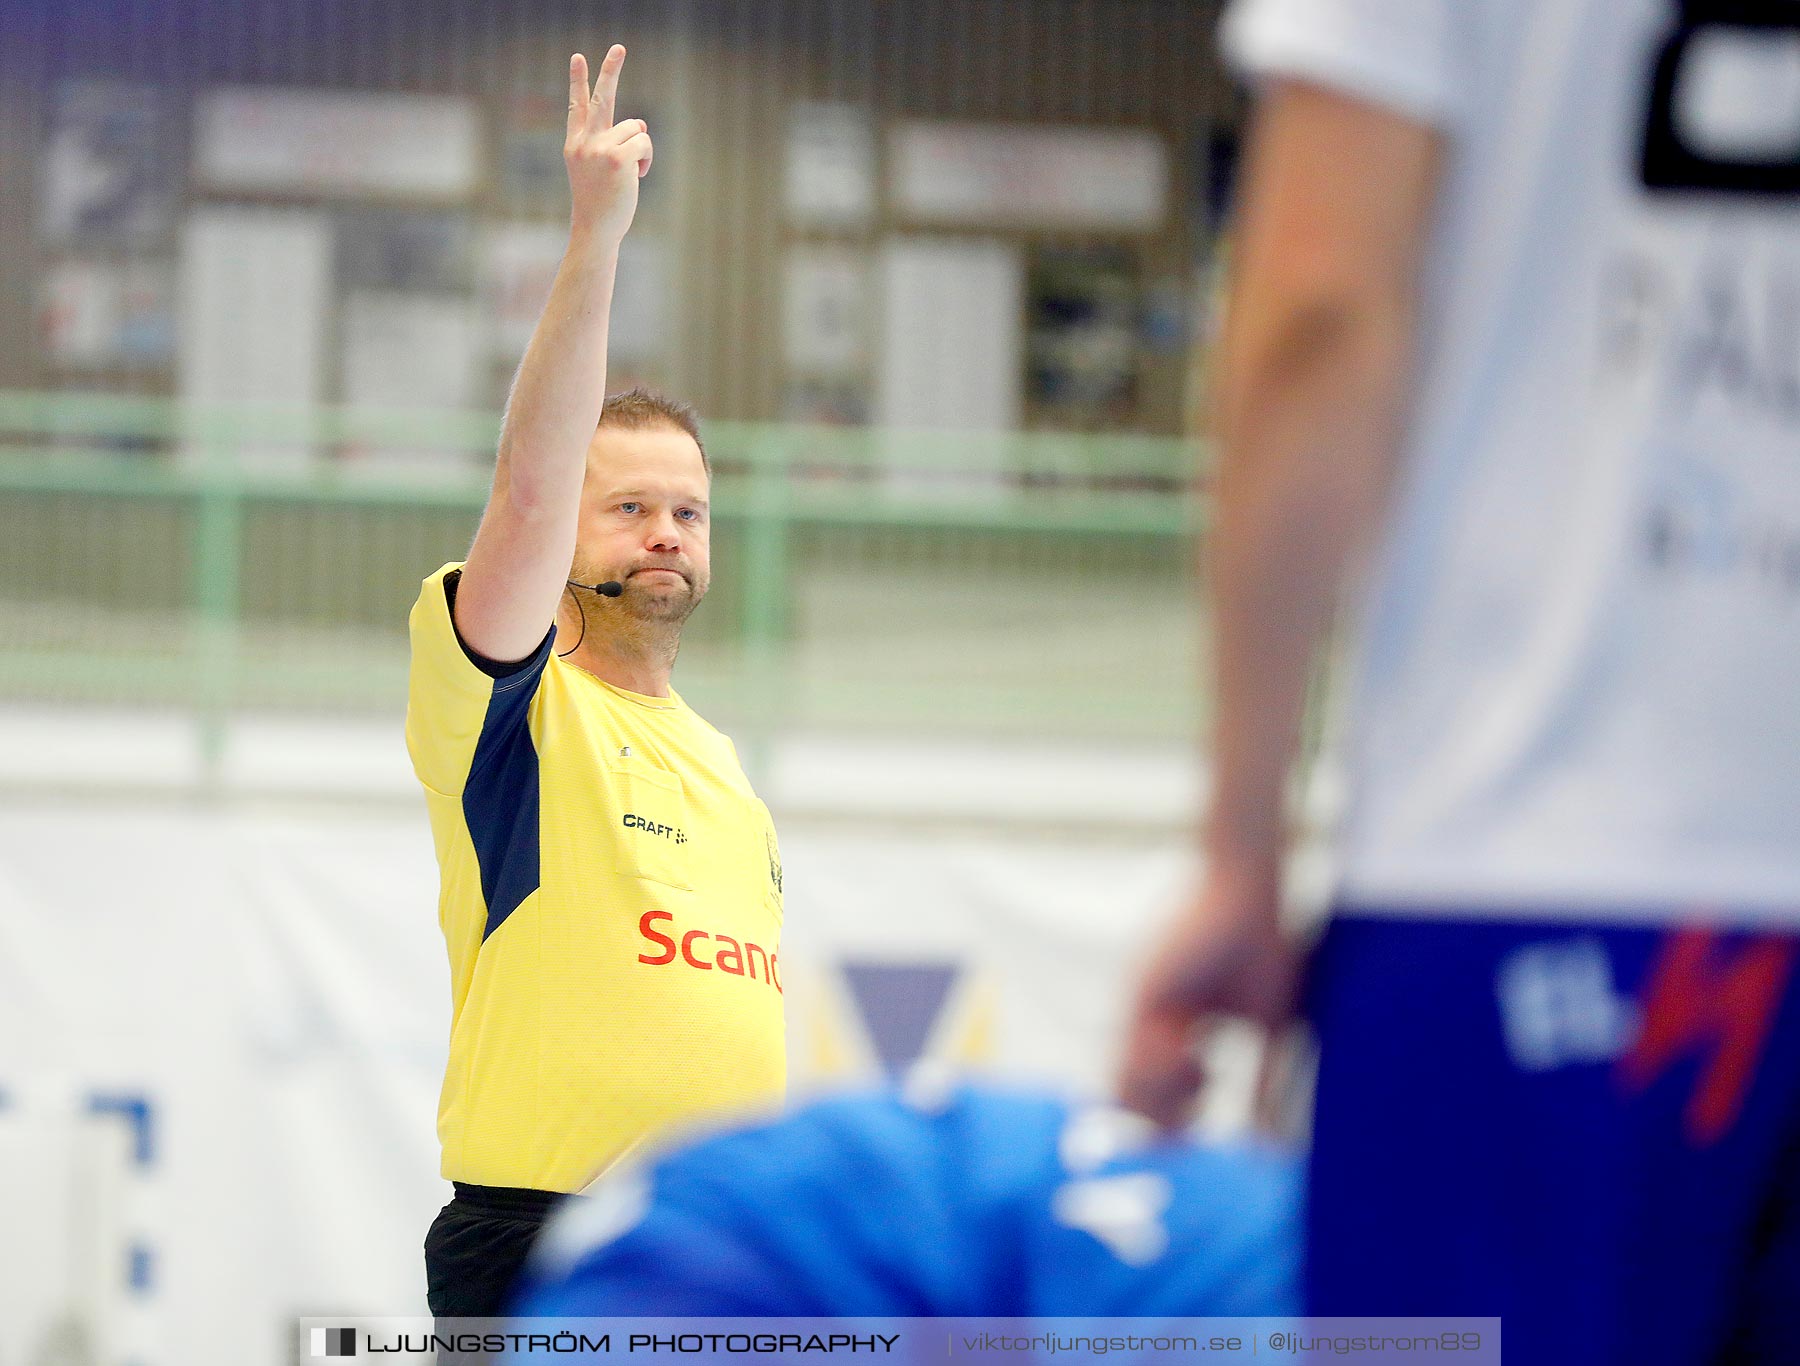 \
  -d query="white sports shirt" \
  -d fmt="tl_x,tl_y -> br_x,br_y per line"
1224,0 -> 1800,923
